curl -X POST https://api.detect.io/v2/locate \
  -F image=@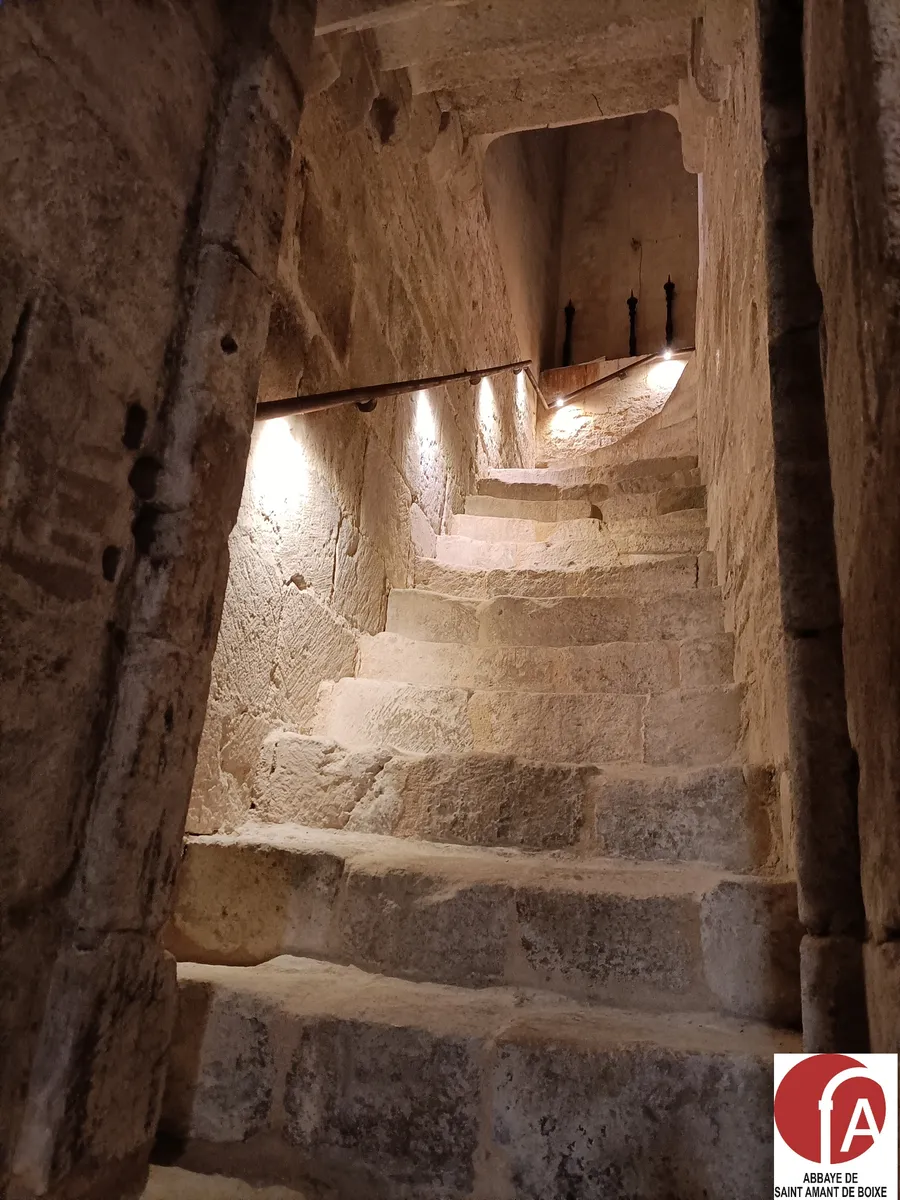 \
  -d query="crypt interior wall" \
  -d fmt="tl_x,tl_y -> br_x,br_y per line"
188,32 -> 539,836
556,110 -> 700,365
